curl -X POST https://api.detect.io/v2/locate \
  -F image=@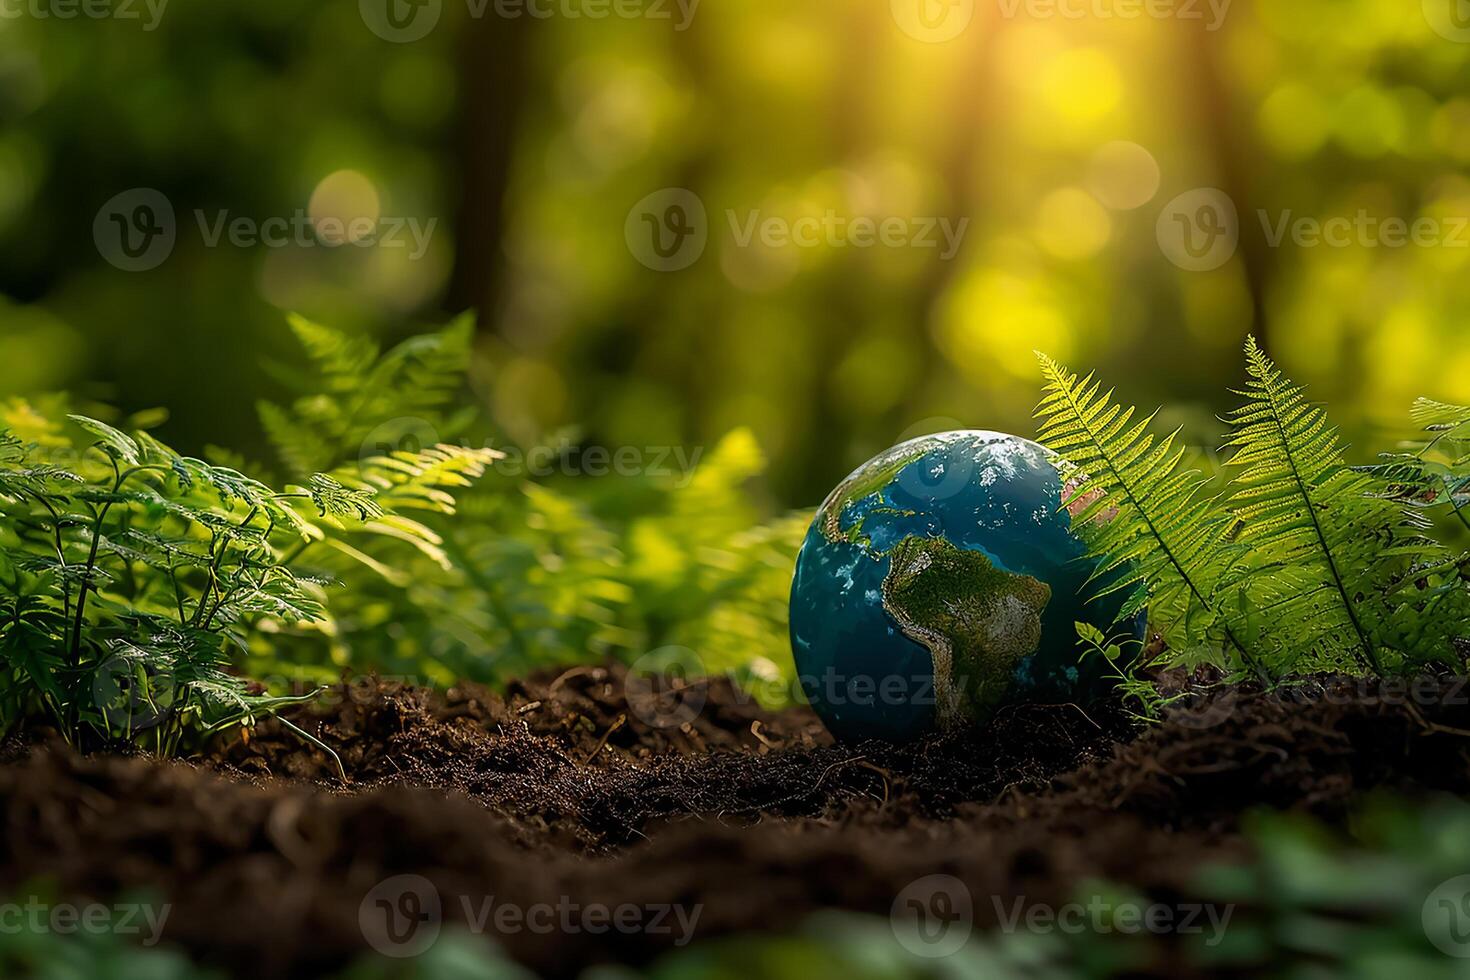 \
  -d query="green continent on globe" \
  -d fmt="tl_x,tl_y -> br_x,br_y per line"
818,437 -> 937,545
881,535 -> 1053,727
